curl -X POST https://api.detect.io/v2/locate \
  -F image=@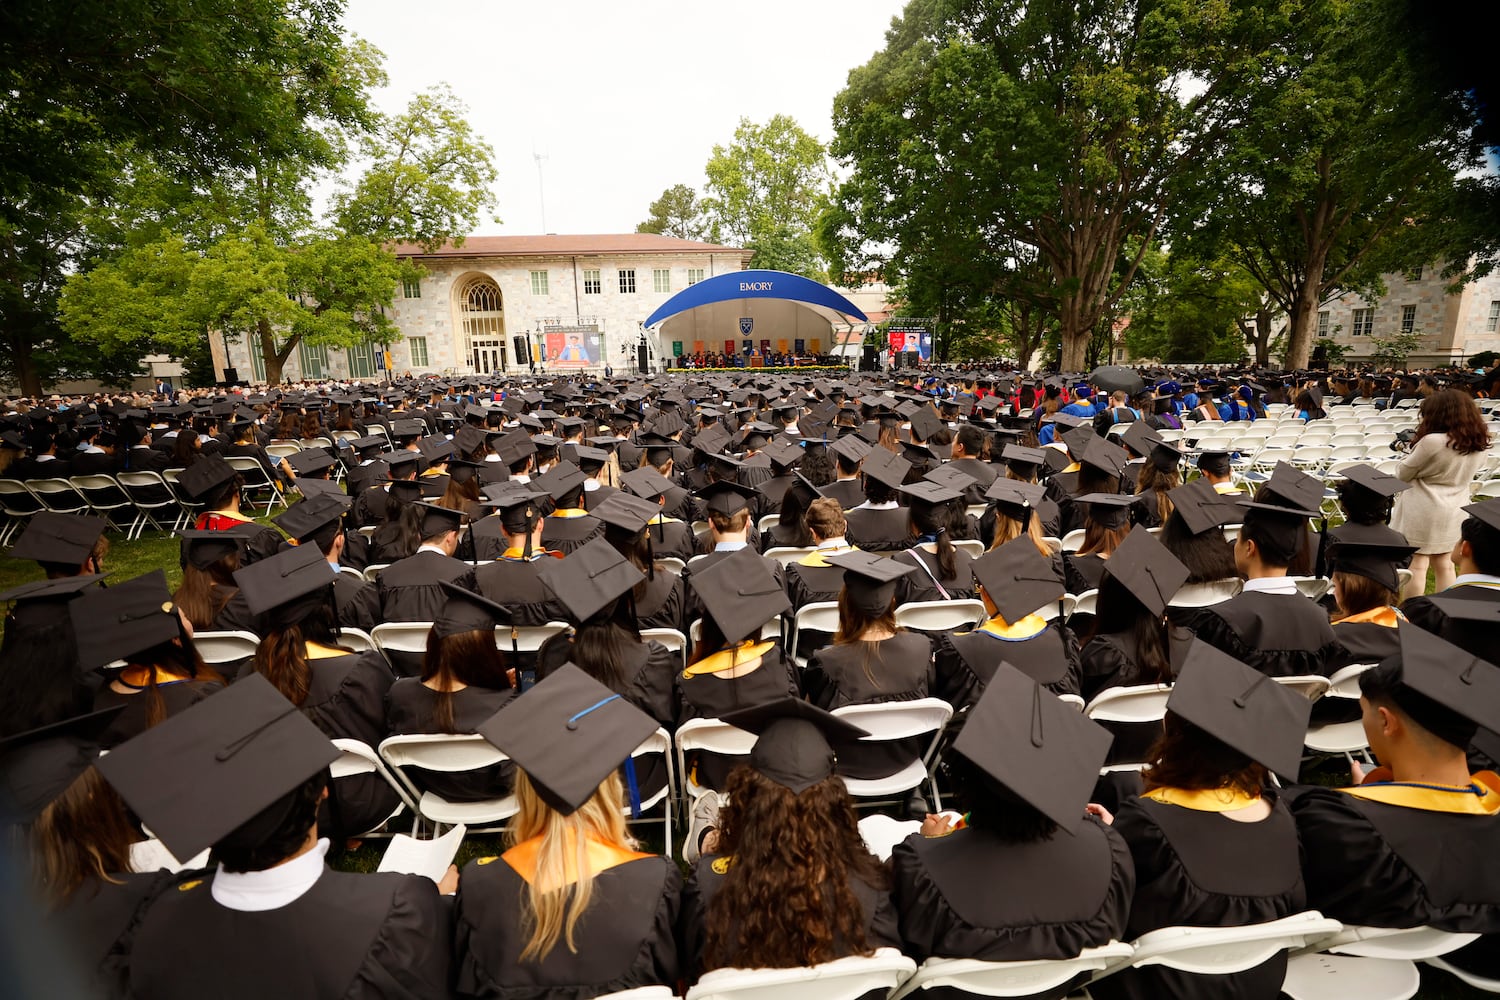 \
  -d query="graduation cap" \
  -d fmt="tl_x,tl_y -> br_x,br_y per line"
492,429 -> 537,468
1264,462 -> 1326,515
280,448 -> 334,480
1075,492 -> 1134,530
177,524 -> 261,570
454,424 -> 487,457
418,436 -> 455,465
390,419 -> 426,439
475,663 -> 658,815
907,405 -> 943,441
96,674 -> 340,861
695,479 -> 759,517
985,478 -> 1047,524
233,543 -> 335,620
0,706 -> 125,824
1326,539 -> 1417,592
1166,638 -> 1312,781
384,449 -> 422,473
8,512 -> 107,566
413,501 -> 466,537
1337,463 -> 1412,500
536,538 -> 645,624
176,455 -> 239,501
830,434 -> 872,465
1167,478 -> 1240,536
760,437 -> 803,468
952,663 -> 1113,832
620,465 -> 674,501
533,461 -> 587,504
0,573 -> 105,606
383,478 -> 425,505
1119,421 -> 1160,458
591,492 -> 660,536
1001,444 -> 1047,473
1079,436 -> 1129,479
1195,449 -> 1234,476
971,537 -> 1064,622
925,463 -> 978,492
898,479 -> 963,508
68,570 -> 183,672
691,547 -> 790,647
862,449 -> 912,492
1382,623 -> 1500,744
1463,498 -> 1500,535
824,551 -> 917,615
719,697 -> 869,794
481,484 -> 553,537
1237,491 -> 1317,556
1103,528 -> 1189,617
433,580 -> 510,639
